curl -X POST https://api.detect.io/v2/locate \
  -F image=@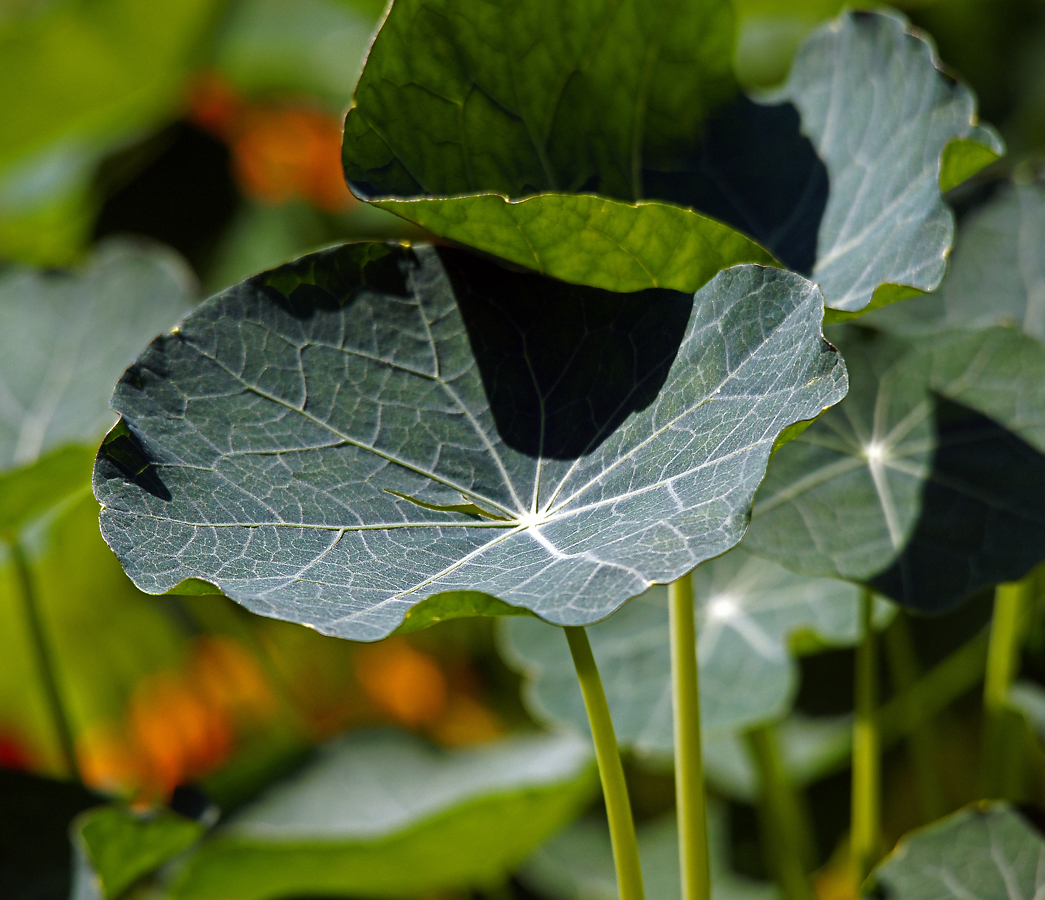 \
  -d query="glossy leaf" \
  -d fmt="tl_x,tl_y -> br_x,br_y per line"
520,804 -> 777,900
167,729 -> 596,900
871,180 -> 1045,338
0,240 -> 194,471
744,325 -> 1045,612
500,546 -> 875,750
73,805 -> 204,900
94,244 -> 846,640
343,6 -> 998,313
867,804 -> 1045,900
